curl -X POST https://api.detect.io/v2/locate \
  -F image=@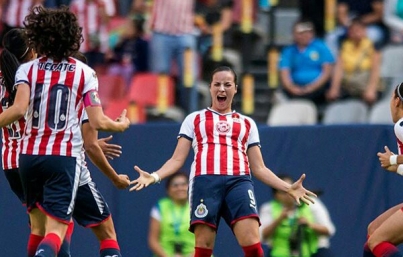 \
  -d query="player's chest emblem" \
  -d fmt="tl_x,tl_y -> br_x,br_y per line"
216,121 -> 231,134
